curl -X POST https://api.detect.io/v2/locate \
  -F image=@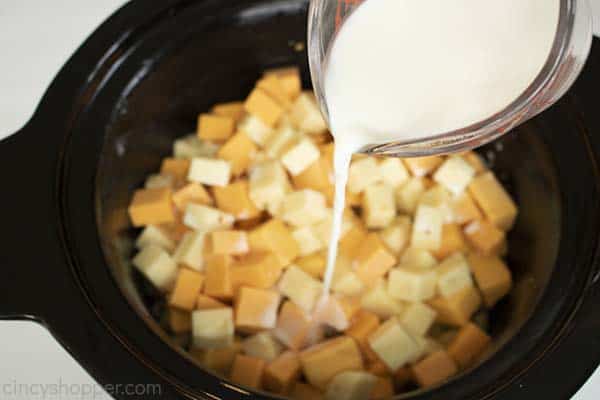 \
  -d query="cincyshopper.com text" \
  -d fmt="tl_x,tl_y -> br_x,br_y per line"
2,379 -> 162,399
